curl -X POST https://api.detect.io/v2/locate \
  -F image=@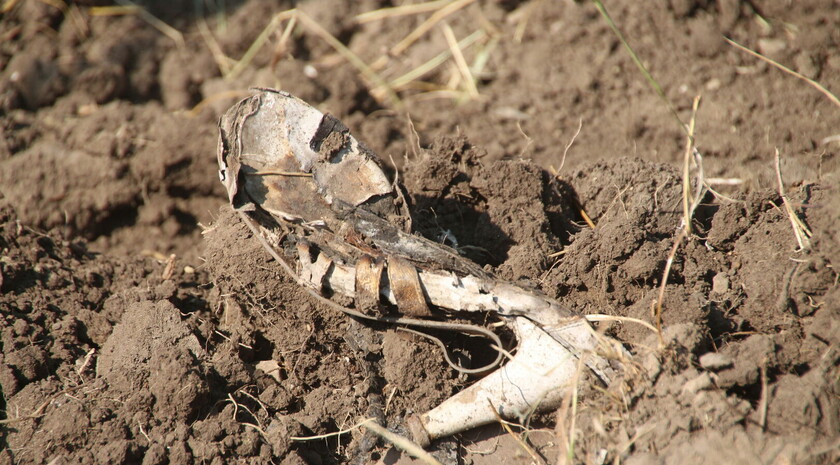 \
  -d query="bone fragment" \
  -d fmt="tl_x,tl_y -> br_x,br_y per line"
408,317 -> 584,446
355,255 -> 385,314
